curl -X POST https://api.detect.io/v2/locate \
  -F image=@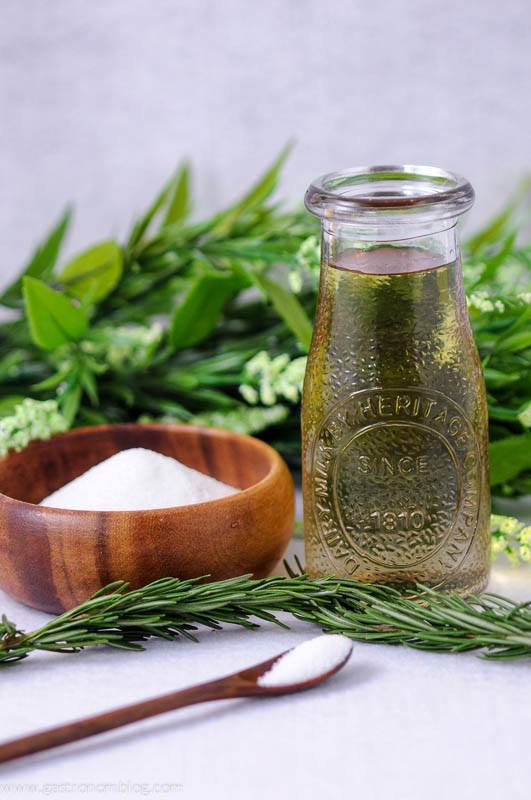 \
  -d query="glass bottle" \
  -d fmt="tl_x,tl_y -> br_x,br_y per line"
302,165 -> 490,593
